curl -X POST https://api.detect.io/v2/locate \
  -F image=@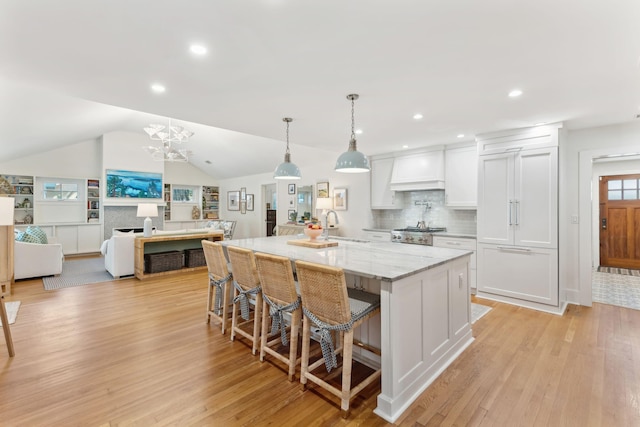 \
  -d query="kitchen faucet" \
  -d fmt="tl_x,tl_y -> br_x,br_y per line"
323,210 -> 339,239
